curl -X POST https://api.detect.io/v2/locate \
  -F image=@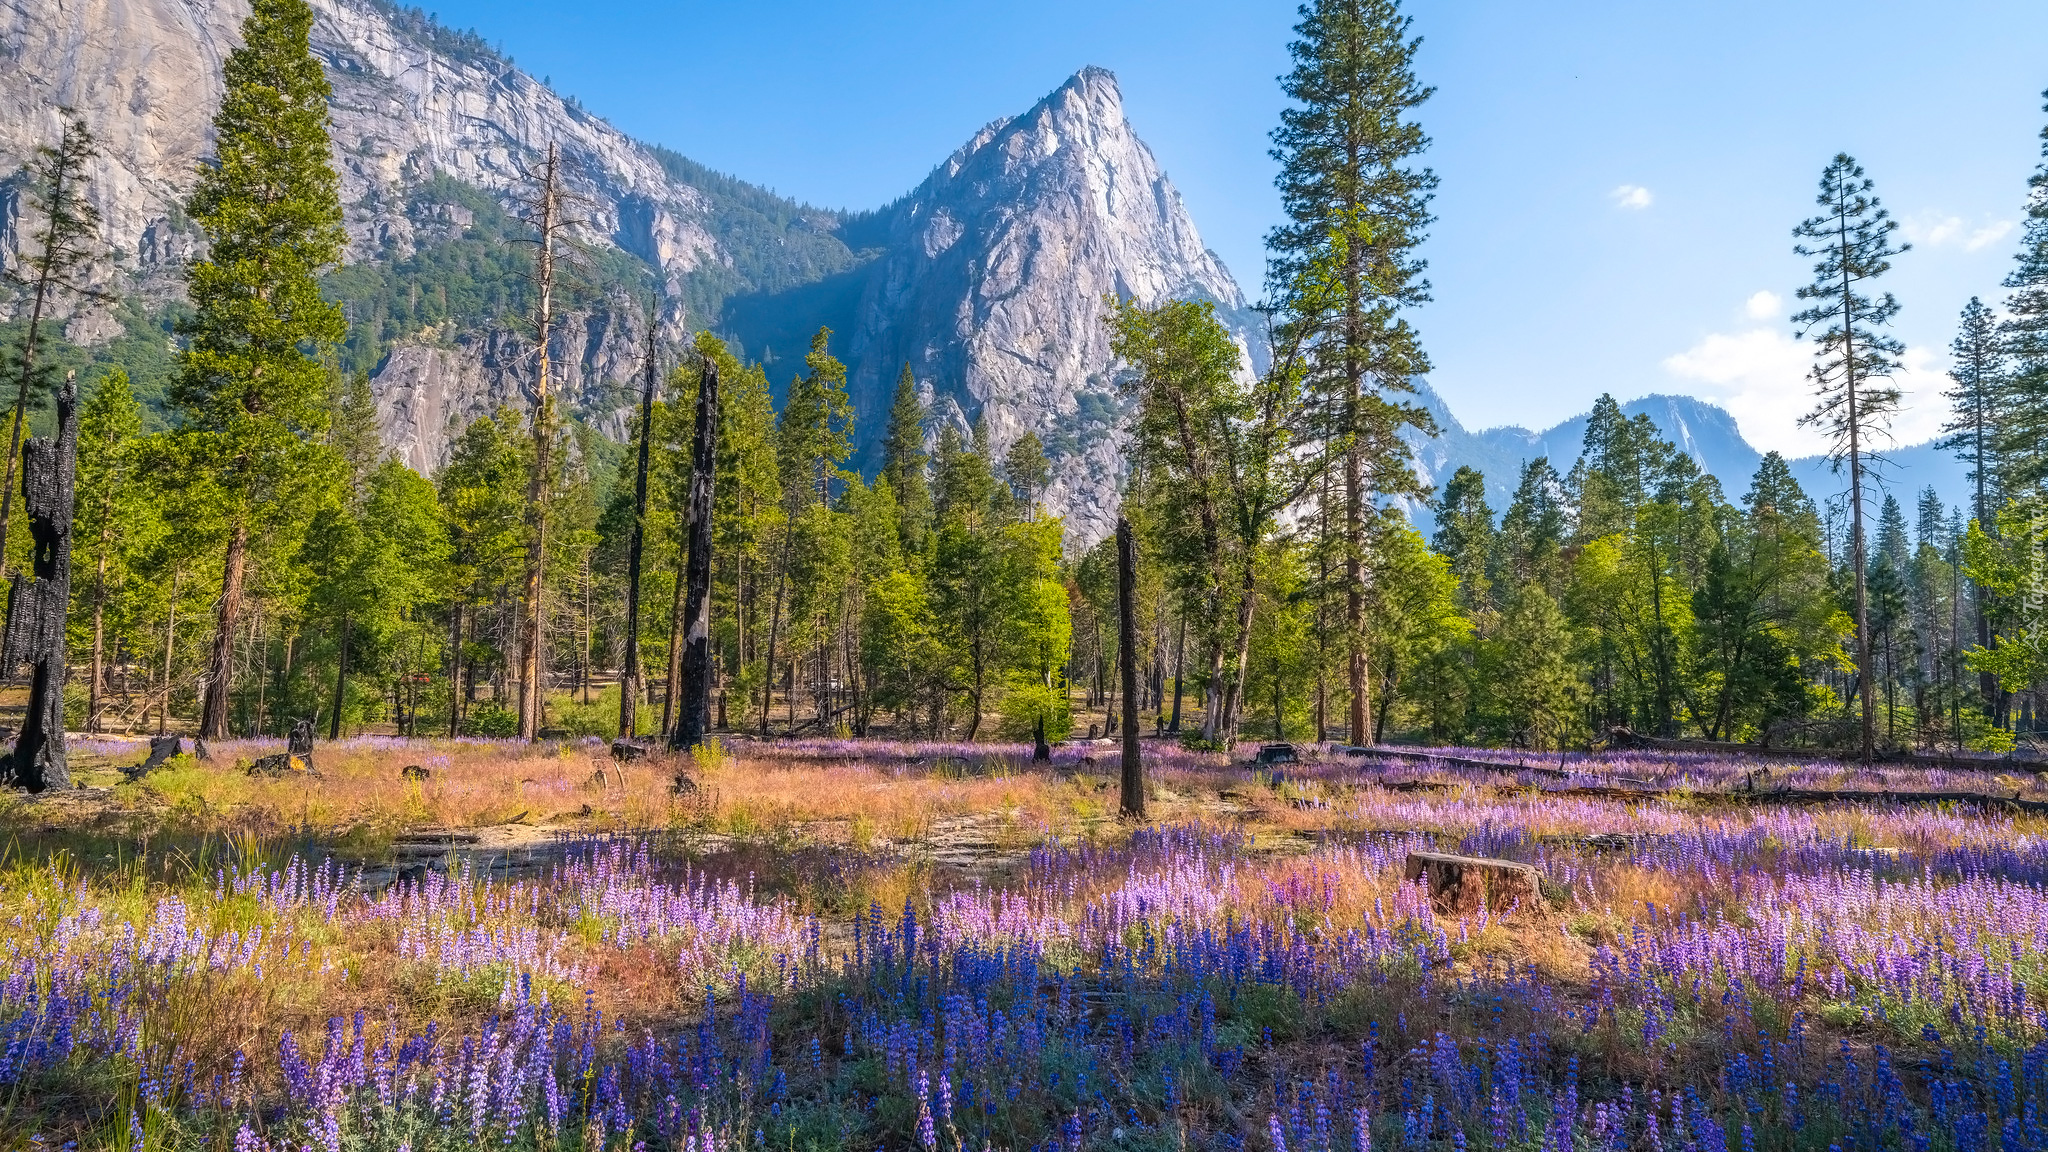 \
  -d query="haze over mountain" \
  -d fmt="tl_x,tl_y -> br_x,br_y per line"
1401,379 -> 1972,536
0,0 -> 1968,543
